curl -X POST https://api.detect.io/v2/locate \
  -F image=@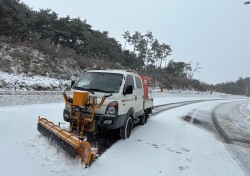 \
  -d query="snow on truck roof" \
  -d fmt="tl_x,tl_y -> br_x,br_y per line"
86,69 -> 139,76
